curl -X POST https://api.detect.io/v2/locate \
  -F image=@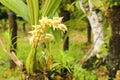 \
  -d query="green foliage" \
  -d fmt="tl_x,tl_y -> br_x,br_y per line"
0,27 -> 102,79
0,0 -> 30,22
17,39 -> 30,61
52,29 -> 62,46
100,44 -> 108,54
41,0 -> 62,18
26,0 -> 39,25
65,17 -> 87,28
107,0 -> 120,8
0,0 -> 112,79
0,0 -> 64,74
52,50 -> 74,72
0,0 -> 63,24
60,0 -> 77,12
91,0 -> 105,12
73,64 -> 97,80
89,0 -> 120,11
0,31 -> 23,80
25,46 -> 38,73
